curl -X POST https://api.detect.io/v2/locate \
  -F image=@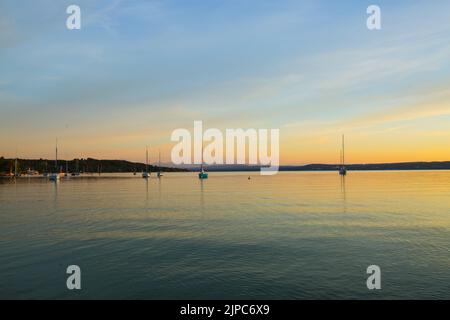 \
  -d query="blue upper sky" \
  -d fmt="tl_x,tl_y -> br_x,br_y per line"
1,0 -> 450,163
